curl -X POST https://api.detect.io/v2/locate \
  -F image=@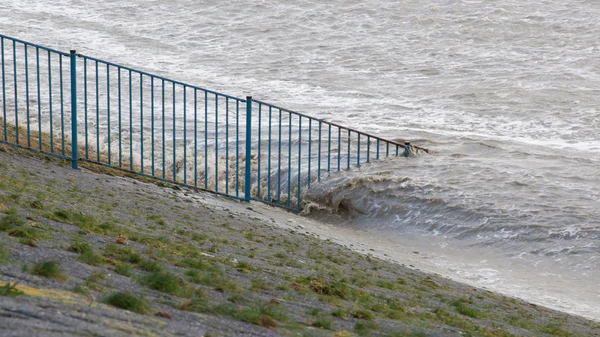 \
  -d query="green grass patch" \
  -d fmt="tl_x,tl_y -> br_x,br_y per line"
32,261 -> 68,281
331,307 -> 350,320
28,199 -> 44,210
7,226 -> 47,247
46,209 -> 97,230
540,321 -> 574,337
420,276 -> 441,290
250,278 -> 273,292
103,244 -> 142,264
138,259 -> 164,273
45,209 -> 119,235
306,307 -> 321,316
0,245 -> 8,264
0,203 -> 17,214
432,307 -> 487,334
177,290 -> 211,312
388,332 -> 429,337
213,302 -> 287,328
185,269 -> 240,292
350,304 -> 374,320
0,214 -> 26,230
227,293 -> 251,305
77,249 -> 106,266
375,279 -> 402,290
67,240 -> 93,254
451,298 -> 481,318
141,271 -> 185,295
354,320 -> 380,336
147,215 -> 167,226
176,258 -> 218,271
0,282 -> 24,297
298,276 -> 357,300
114,262 -> 133,277
236,260 -> 253,273
190,232 -> 208,242
69,240 -> 106,266
103,292 -> 150,314
311,315 -> 334,330
85,272 -> 109,291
